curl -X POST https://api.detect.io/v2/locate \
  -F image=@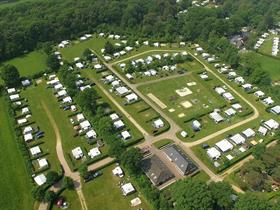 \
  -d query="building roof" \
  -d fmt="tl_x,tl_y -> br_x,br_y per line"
264,119 -> 279,130
112,166 -> 124,177
210,112 -> 224,123
242,128 -> 256,138
141,155 -> 174,186
163,145 -> 197,175
114,120 -> 125,129
230,134 -> 245,145
38,158 -> 48,168
88,147 -> 101,158
72,147 -> 83,159
121,131 -> 131,140
215,139 -> 233,152
110,113 -> 119,121
207,147 -> 221,160
271,105 -> 280,115
30,146 -> 41,156
153,119 -> 164,128
116,86 -> 129,95
121,183 -> 135,196
34,174 -> 47,186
